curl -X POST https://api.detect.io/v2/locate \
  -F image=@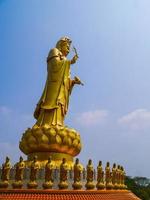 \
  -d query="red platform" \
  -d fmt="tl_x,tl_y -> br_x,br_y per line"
0,189 -> 140,200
